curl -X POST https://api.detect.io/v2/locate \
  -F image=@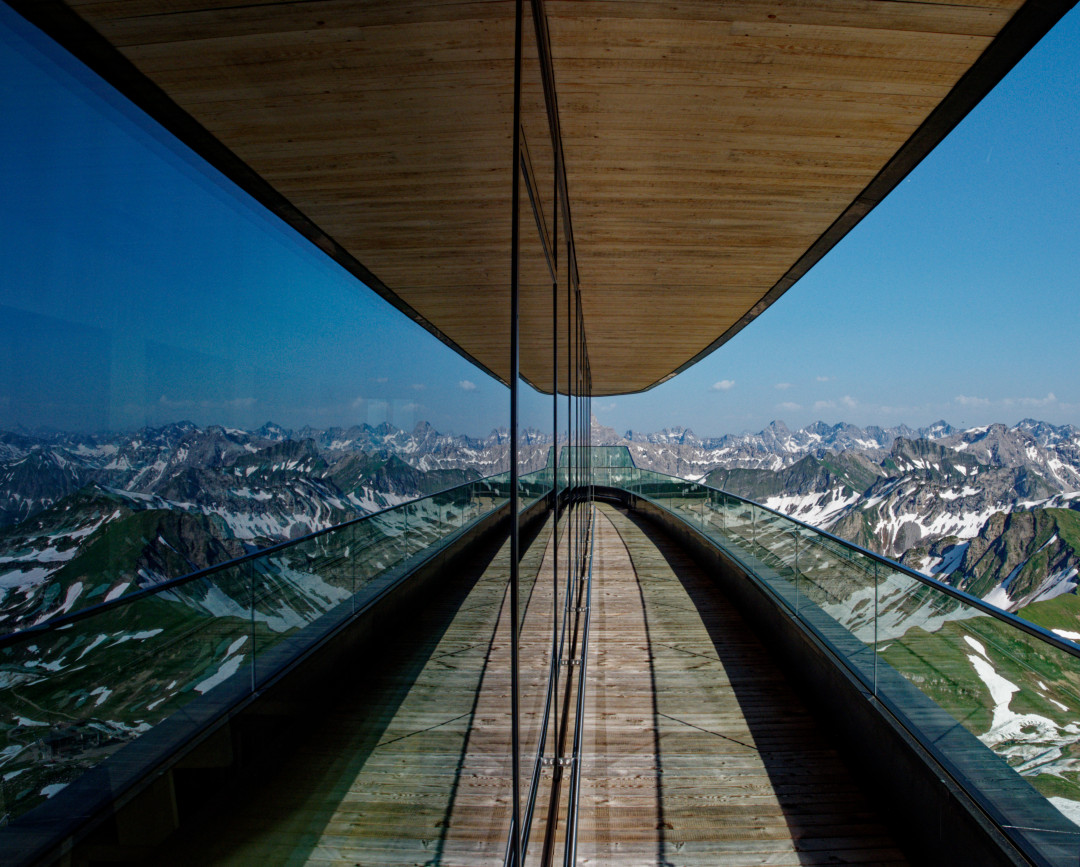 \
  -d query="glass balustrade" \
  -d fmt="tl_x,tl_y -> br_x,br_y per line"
0,470 -> 538,823
590,445 -> 1080,863
496,449 -> 1065,862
